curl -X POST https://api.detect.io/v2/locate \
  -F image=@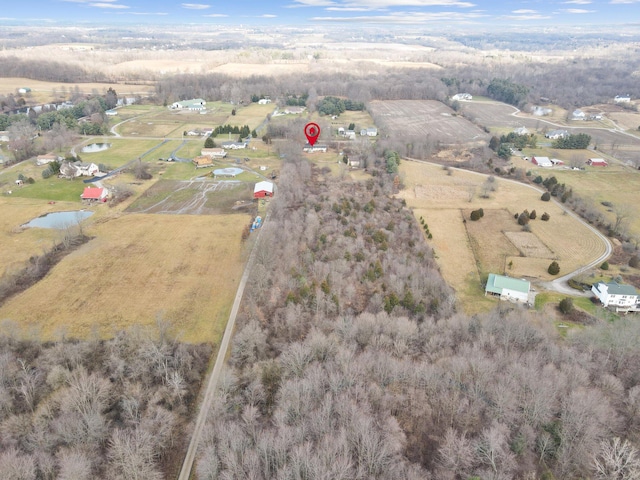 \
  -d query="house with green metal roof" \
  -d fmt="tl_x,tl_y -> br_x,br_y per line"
591,282 -> 639,310
485,273 -> 530,304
